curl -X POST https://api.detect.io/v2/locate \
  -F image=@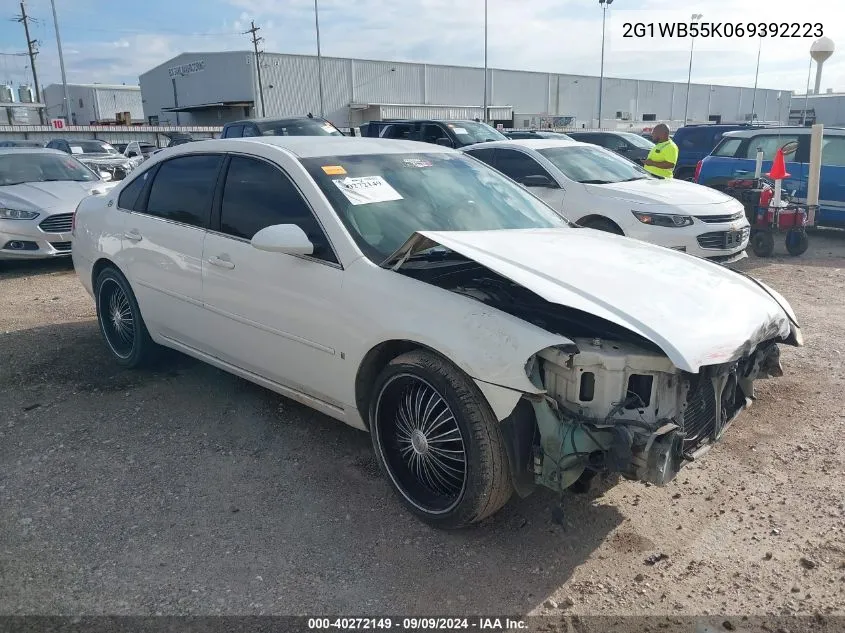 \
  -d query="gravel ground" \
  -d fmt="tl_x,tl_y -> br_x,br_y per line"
0,233 -> 843,621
